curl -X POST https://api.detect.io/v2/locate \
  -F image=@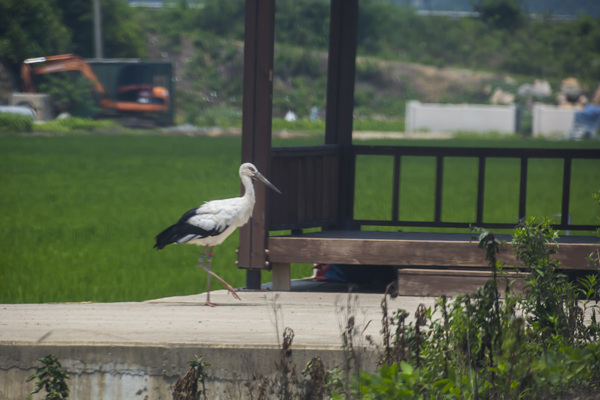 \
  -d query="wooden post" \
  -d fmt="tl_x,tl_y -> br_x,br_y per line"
272,263 -> 292,291
239,0 -> 276,289
325,0 -> 359,229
